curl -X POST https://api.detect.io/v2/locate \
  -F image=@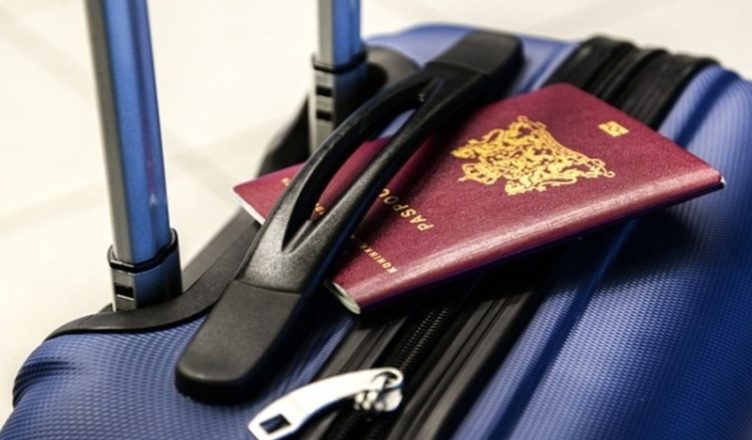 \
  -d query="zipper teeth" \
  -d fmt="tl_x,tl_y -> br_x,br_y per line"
383,300 -> 459,373
379,275 -> 482,373
617,54 -> 713,127
590,49 -> 665,101
323,278 -> 482,440
375,295 -> 517,440
542,38 -> 635,89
